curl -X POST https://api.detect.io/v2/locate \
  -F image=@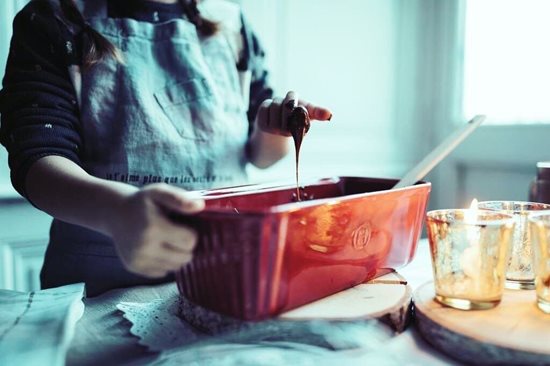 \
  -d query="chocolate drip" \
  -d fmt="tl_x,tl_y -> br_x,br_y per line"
287,105 -> 311,201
